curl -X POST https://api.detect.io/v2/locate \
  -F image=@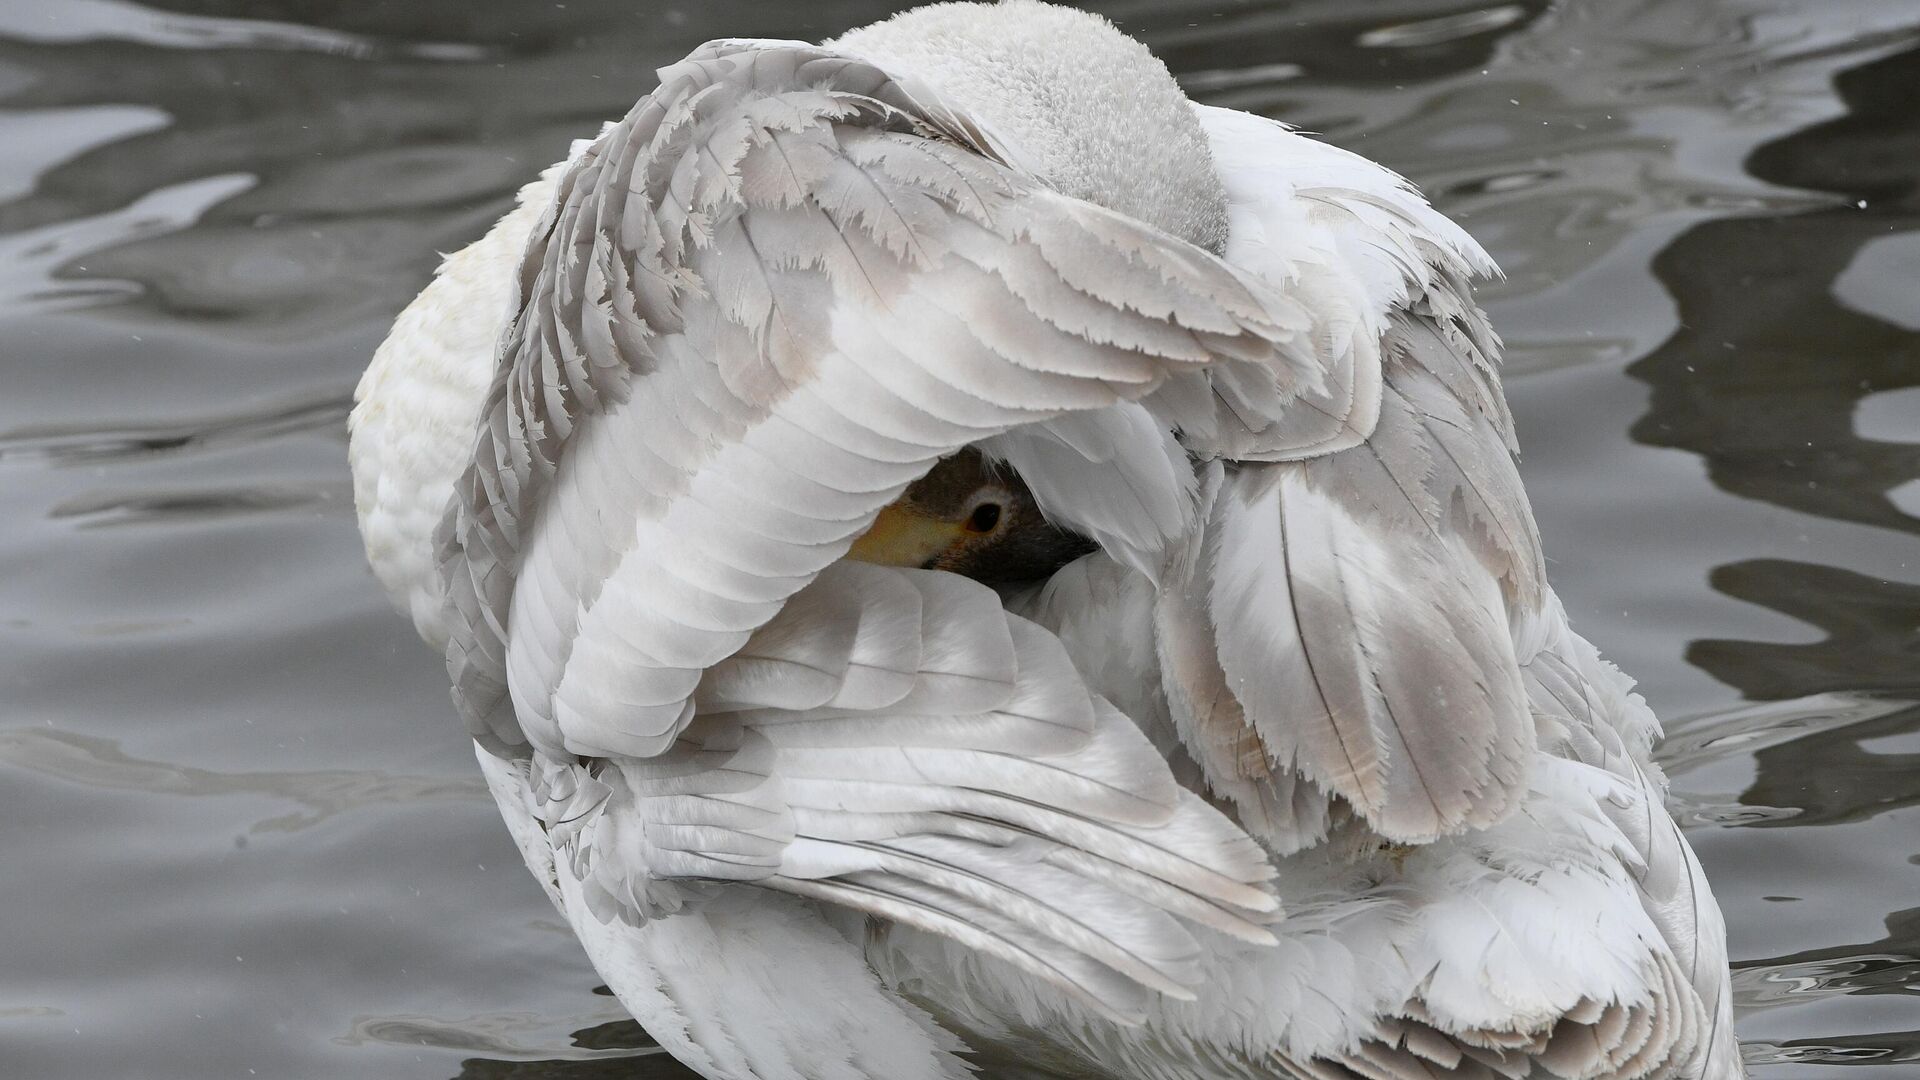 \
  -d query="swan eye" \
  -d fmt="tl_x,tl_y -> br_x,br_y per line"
964,502 -> 1002,534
